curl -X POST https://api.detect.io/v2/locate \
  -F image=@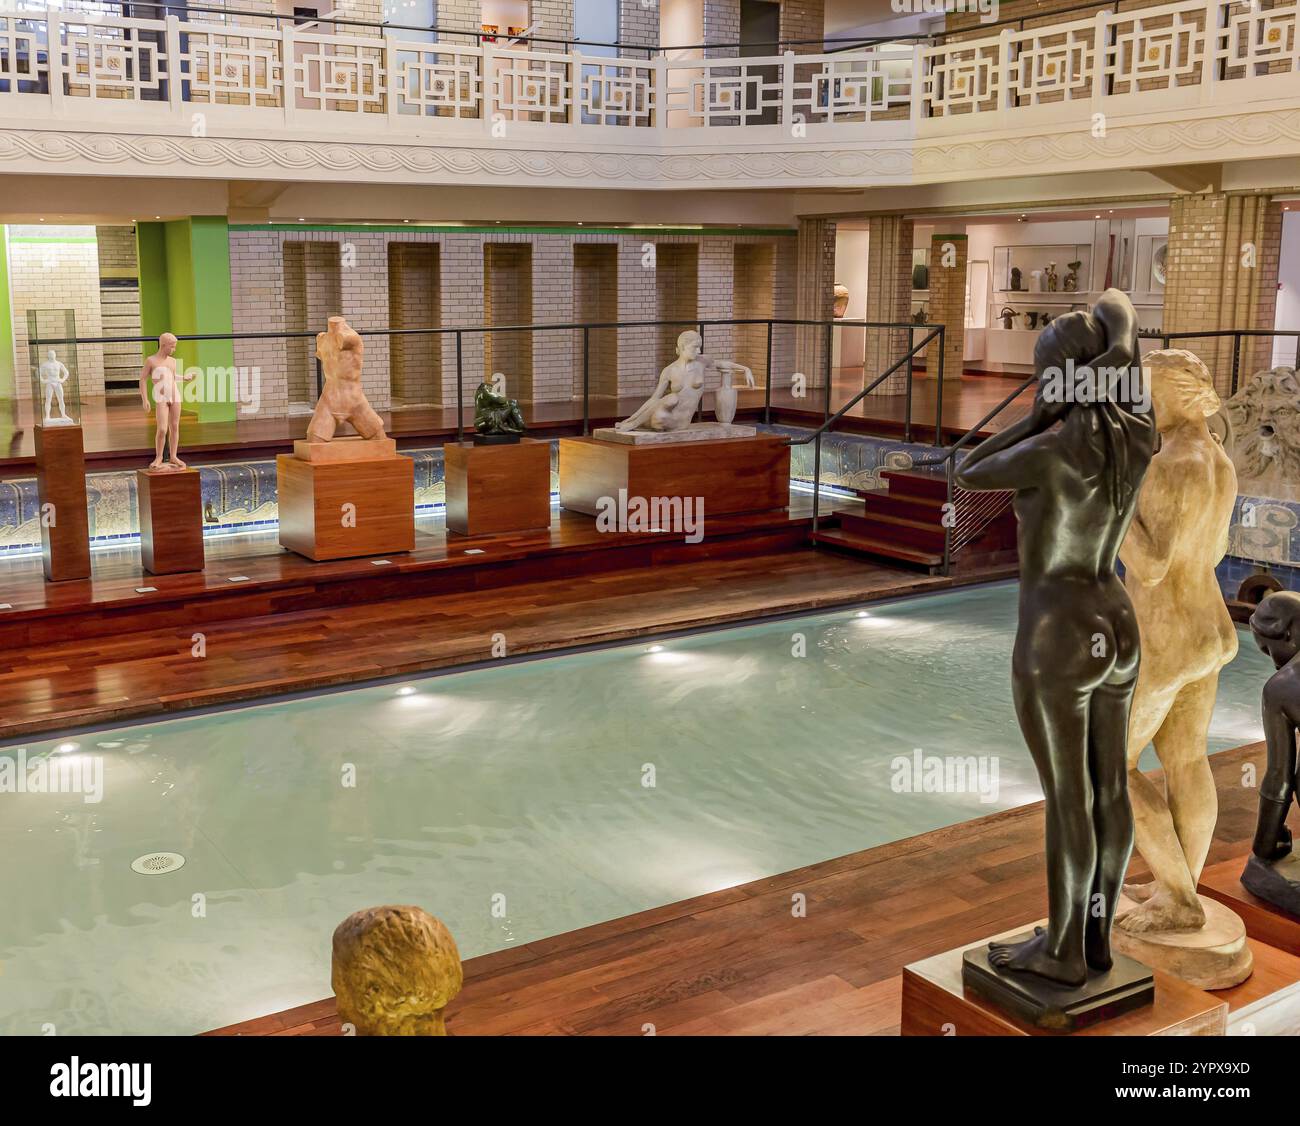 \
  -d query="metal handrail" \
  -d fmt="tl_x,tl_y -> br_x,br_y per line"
783,327 -> 941,539
29,316 -> 943,446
